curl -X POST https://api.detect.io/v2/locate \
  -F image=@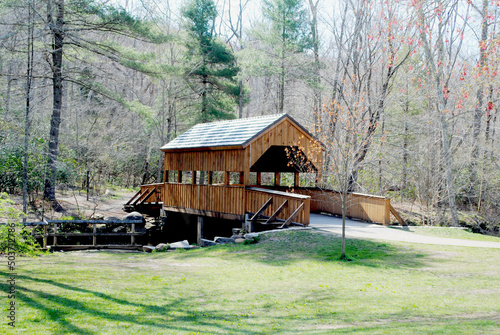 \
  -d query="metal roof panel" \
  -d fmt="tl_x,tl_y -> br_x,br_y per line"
161,114 -> 287,150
